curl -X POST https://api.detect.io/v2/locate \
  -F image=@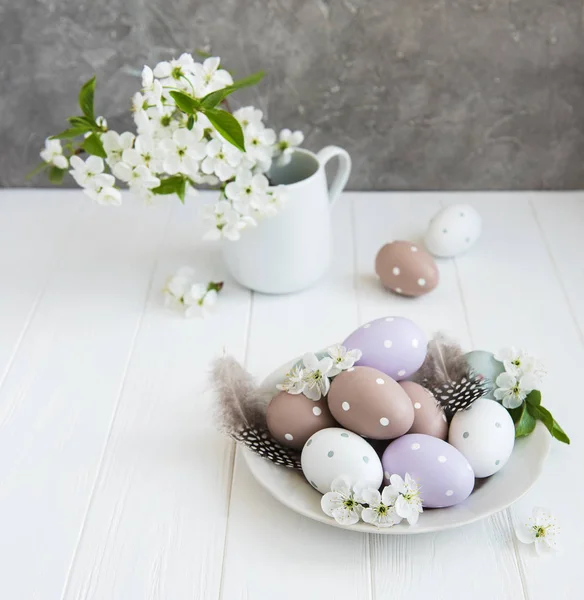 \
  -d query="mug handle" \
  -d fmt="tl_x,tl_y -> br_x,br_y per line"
316,146 -> 352,207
